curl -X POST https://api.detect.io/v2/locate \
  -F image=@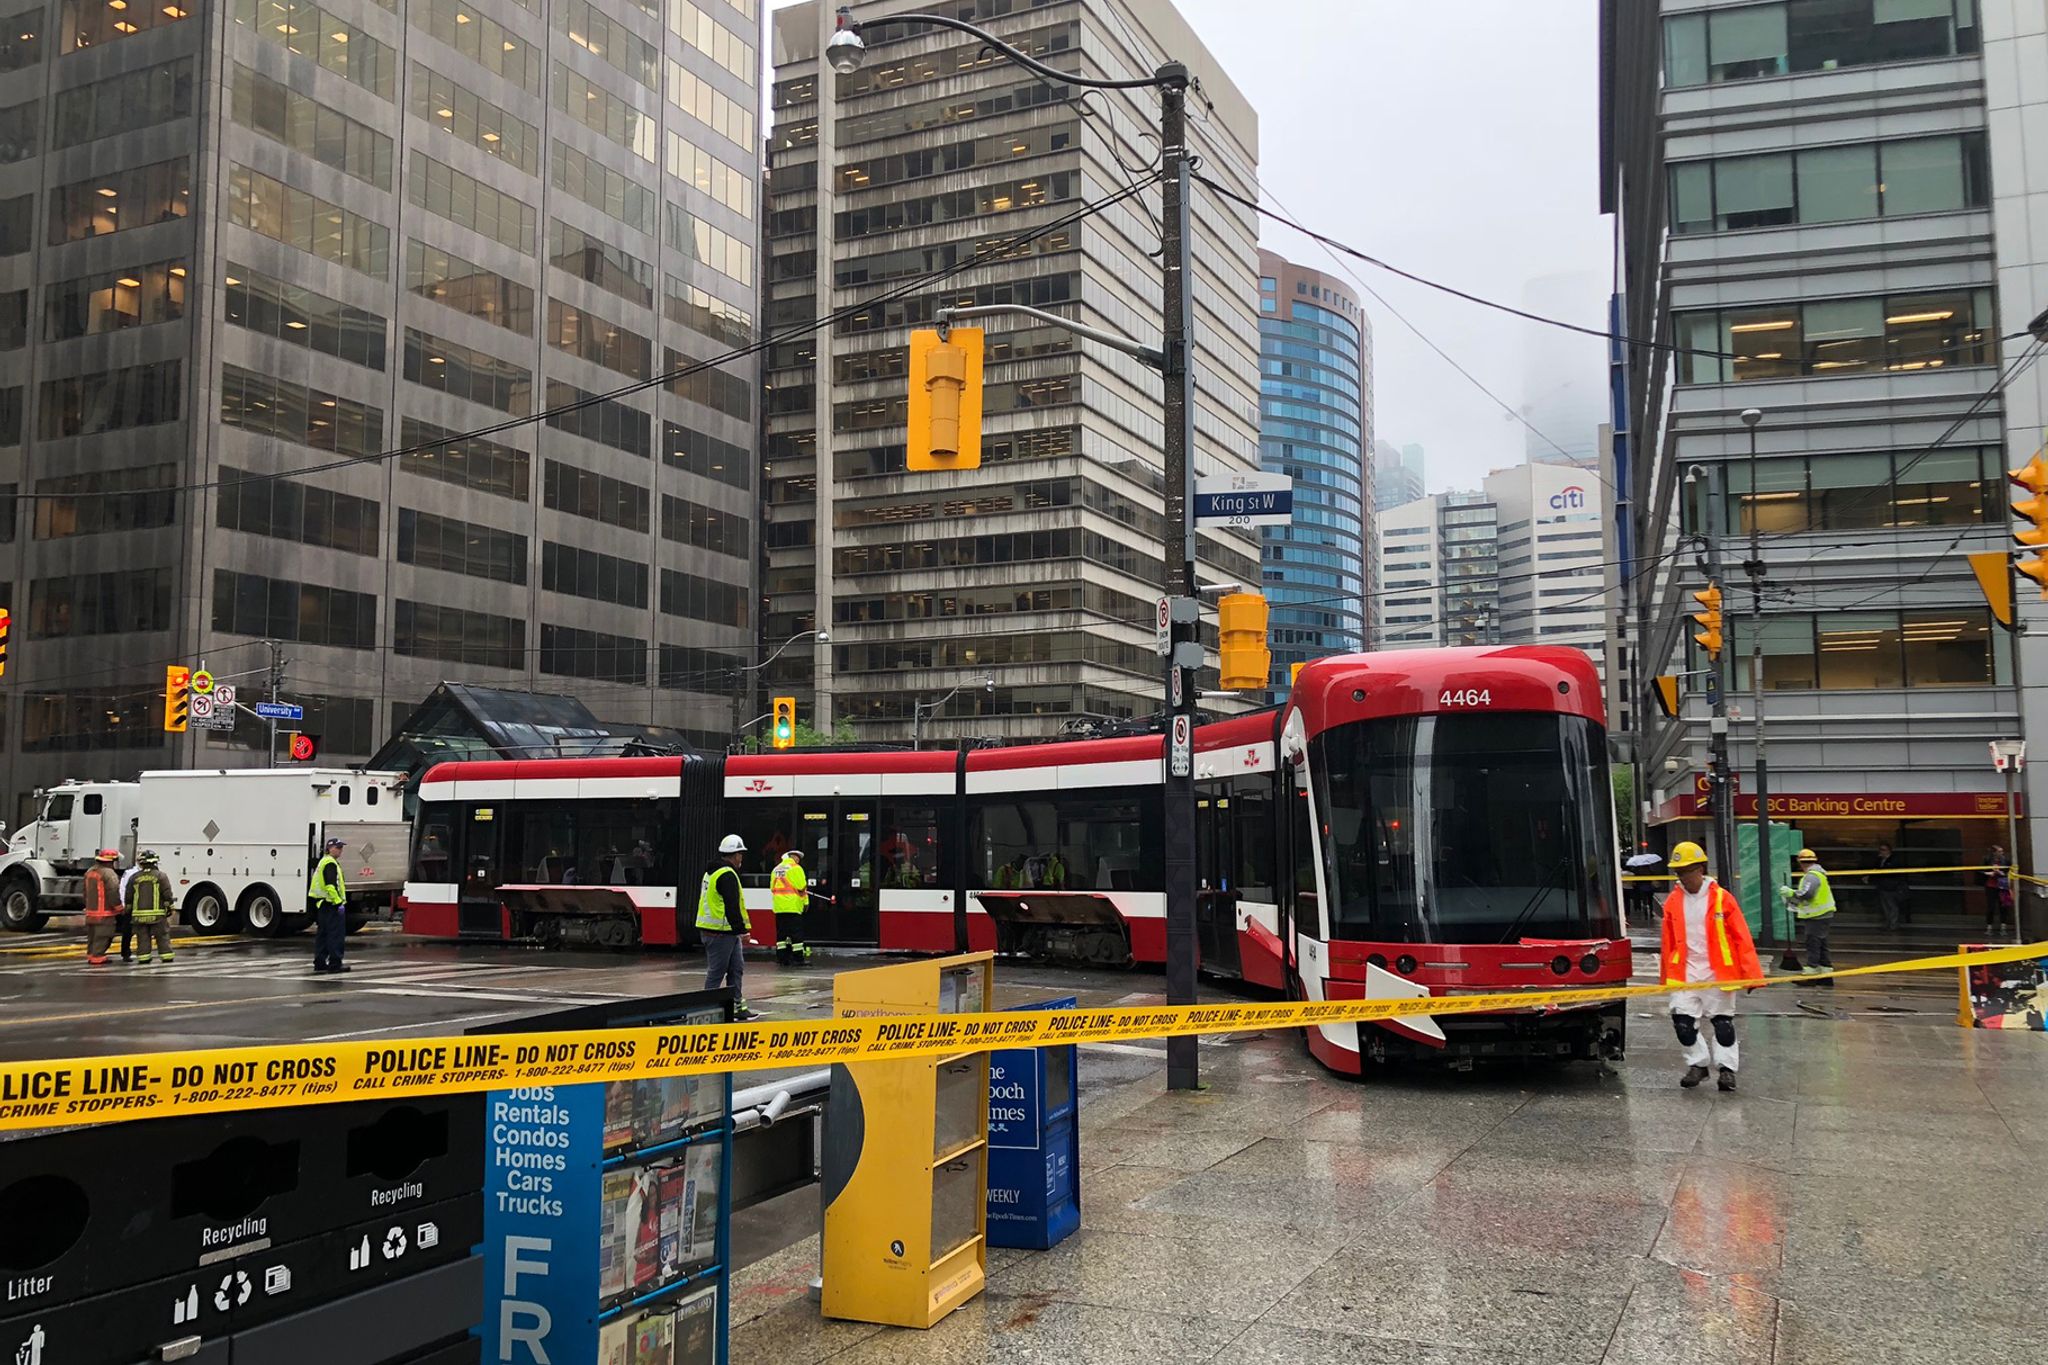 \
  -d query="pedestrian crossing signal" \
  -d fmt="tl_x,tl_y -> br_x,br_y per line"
0,606 -> 10,678
163,665 -> 190,732
771,696 -> 796,750
287,732 -> 318,762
